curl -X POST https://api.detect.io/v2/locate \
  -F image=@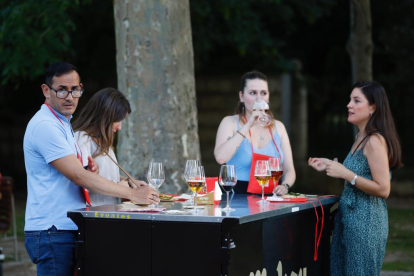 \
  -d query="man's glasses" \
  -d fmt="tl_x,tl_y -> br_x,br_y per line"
47,84 -> 84,99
